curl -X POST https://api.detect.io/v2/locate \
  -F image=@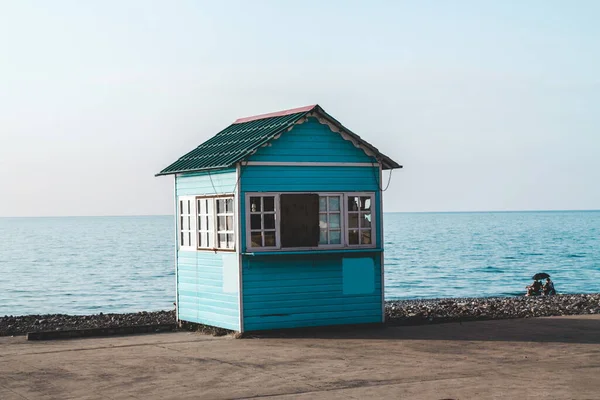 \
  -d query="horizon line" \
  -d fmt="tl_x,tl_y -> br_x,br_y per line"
1,208 -> 599,218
